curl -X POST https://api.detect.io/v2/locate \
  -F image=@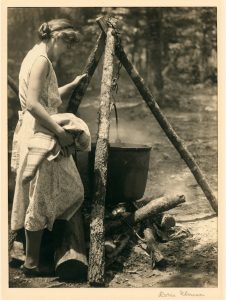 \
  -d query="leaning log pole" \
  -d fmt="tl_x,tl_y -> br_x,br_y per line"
88,25 -> 115,286
67,32 -> 106,114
